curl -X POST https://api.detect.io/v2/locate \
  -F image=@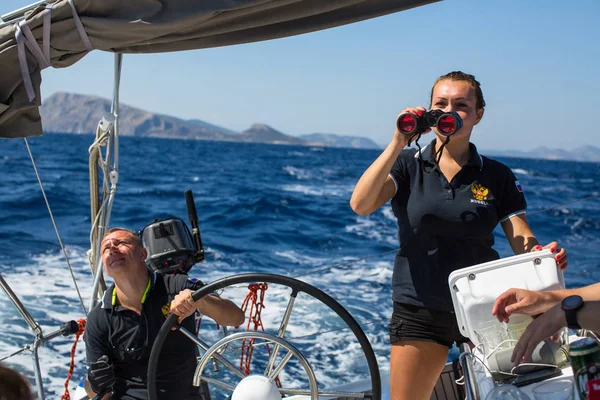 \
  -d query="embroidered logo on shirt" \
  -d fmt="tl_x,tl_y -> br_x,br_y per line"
161,304 -> 170,319
471,183 -> 489,201
515,181 -> 523,193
